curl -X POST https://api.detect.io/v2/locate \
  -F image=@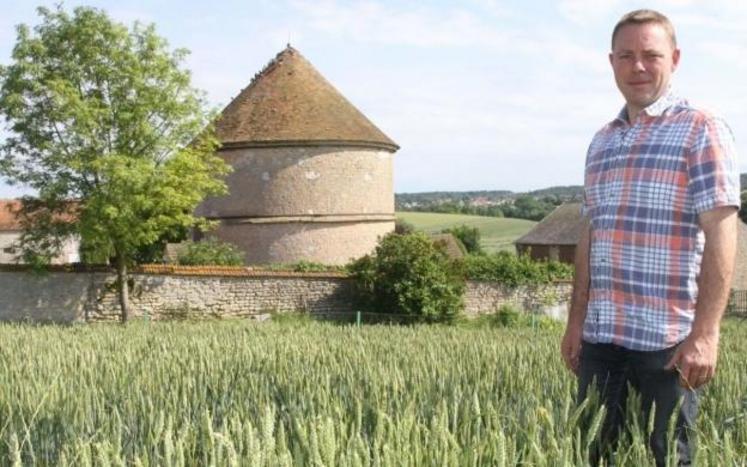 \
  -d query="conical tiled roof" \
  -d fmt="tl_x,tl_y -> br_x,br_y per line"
215,46 -> 398,151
